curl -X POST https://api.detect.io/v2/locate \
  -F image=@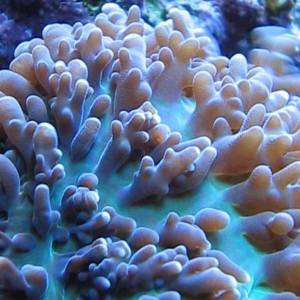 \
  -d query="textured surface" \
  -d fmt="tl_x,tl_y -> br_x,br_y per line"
1,3 -> 300,300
